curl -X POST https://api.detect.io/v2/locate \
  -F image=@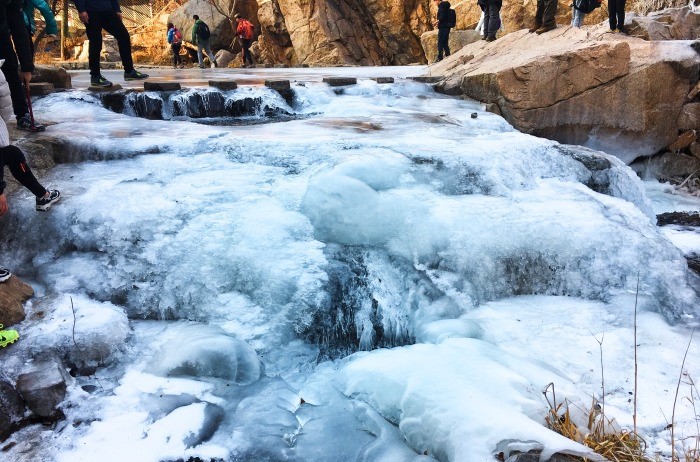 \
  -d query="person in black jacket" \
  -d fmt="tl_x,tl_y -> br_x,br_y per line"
434,0 -> 451,61
74,0 -> 149,87
478,0 -> 502,41
0,0 -> 45,131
